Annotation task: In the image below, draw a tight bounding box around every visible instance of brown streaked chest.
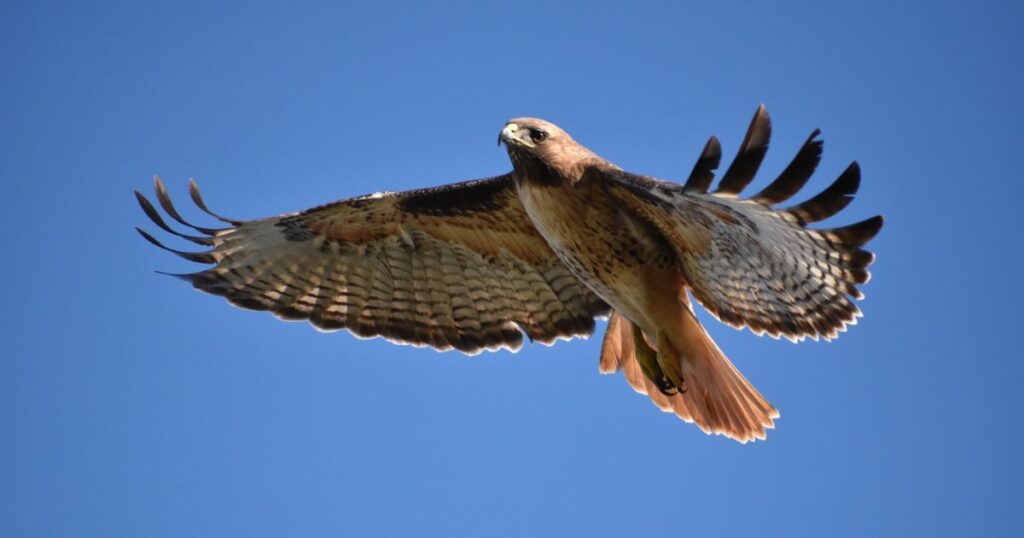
[515,175,674,292]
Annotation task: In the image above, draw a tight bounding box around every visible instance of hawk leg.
[656,329,687,394]
[631,324,684,396]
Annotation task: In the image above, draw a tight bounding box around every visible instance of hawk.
[136,106,882,443]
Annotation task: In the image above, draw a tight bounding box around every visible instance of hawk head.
[499,117,607,183]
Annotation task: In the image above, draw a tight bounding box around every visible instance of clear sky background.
[3,1,1022,536]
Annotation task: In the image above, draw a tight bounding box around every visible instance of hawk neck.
[510,154,565,187]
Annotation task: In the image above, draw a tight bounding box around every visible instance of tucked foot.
[656,329,687,394]
[632,325,684,396]
[654,377,680,396]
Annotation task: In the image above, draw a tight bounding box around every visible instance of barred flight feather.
[609,106,882,343]
[136,176,609,355]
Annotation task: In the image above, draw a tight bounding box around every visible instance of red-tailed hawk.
[136,106,882,443]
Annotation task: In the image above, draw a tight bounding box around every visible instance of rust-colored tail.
[600,310,779,443]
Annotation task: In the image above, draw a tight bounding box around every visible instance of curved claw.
[655,377,680,397]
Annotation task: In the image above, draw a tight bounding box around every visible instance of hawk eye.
[529,129,548,143]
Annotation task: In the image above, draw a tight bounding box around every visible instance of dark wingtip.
[683,135,722,193]
[750,128,824,205]
[154,270,200,283]
[135,190,213,245]
[188,178,240,225]
[817,215,883,254]
[152,175,225,235]
[136,227,216,264]
[714,105,772,196]
[831,215,884,247]
[844,248,876,268]
[785,161,861,224]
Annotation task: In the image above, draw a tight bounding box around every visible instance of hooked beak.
[499,122,523,147]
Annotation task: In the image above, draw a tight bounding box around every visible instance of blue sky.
[2,1,1022,536]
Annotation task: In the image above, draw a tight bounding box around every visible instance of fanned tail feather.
[600,310,778,443]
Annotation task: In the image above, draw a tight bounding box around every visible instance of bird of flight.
[136,106,882,443]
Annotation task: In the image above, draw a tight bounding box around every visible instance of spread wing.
[136,175,609,354]
[606,105,882,342]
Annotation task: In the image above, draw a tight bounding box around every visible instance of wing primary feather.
[683,136,722,193]
[154,270,200,283]
[784,161,860,224]
[749,129,823,205]
[135,227,216,264]
[714,104,772,196]
[153,176,225,235]
[188,178,242,225]
[843,248,876,267]
[820,215,884,248]
[134,191,214,245]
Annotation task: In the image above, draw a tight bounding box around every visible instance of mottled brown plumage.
[137,106,882,442]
